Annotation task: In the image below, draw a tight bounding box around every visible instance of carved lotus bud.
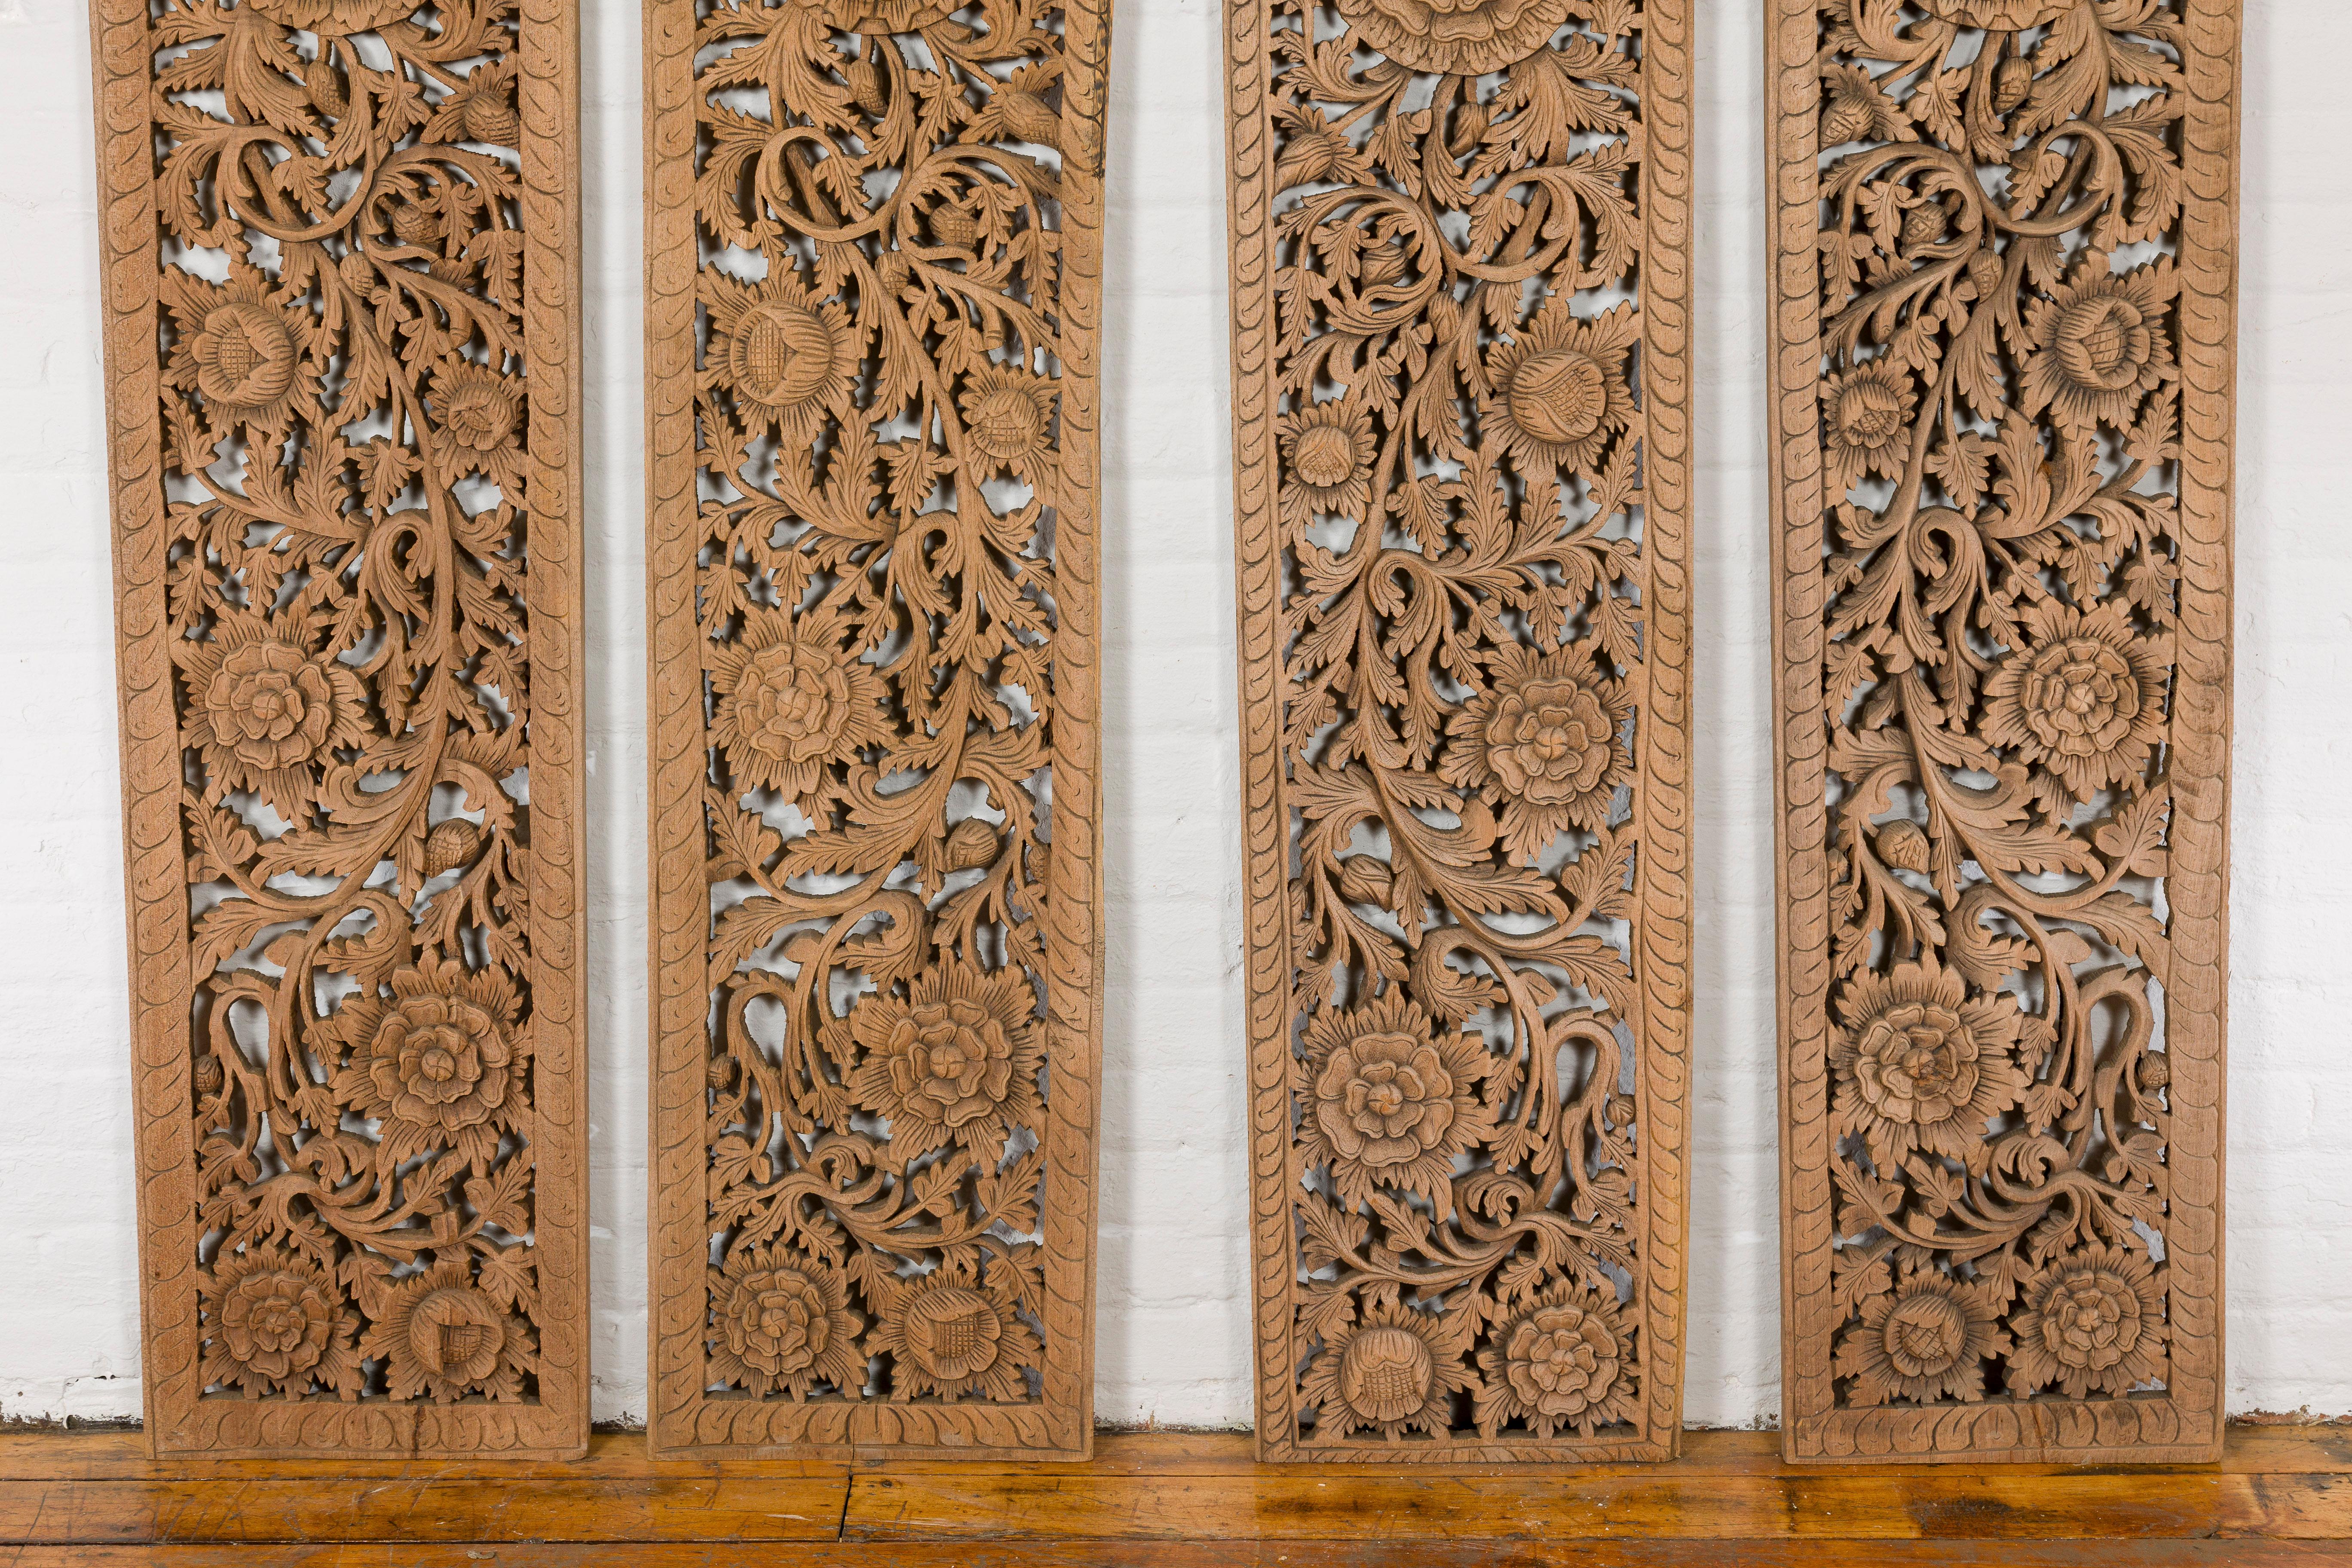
[462,81,521,148]
[2139,1054,2170,1090]
[928,202,980,251]
[390,200,442,247]
[1967,248,2007,300]
[997,89,1060,149]
[843,53,888,116]
[942,818,1001,872]
[1992,53,2035,113]
[1875,818,1930,875]
[1820,72,1881,148]
[1900,203,1948,254]
[1336,854,1393,908]
[426,819,484,876]
[194,1054,225,1096]
[1607,1094,1637,1130]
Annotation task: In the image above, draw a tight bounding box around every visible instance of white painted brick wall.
[0,0,2342,1431]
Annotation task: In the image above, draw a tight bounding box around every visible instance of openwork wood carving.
[87,0,588,1456]
[644,0,1109,1457]
[1224,0,1693,1461]
[1767,0,2237,1462]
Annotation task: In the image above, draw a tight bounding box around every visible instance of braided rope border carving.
[86,0,588,1458]
[1224,0,1693,1463]
[643,0,1110,1459]
[1767,0,2235,1464]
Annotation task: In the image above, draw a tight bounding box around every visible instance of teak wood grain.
[1,1429,2349,1558]
[1766,0,2240,1463]
[642,0,1112,1458]
[1221,0,1695,1465]
[85,0,589,1457]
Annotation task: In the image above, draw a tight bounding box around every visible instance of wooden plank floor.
[0,1427,2346,1565]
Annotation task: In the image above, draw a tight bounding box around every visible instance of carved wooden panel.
[1767,0,2237,1463]
[644,0,1109,1458]
[1224,0,1693,1461]
[87,0,588,1456]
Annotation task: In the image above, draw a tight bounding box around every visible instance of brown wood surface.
[1765,0,2240,1464]
[2,1429,2348,1557]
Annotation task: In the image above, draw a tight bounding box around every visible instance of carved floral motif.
[1240,0,1685,1454]
[1793,0,2198,1427]
[111,0,575,1438]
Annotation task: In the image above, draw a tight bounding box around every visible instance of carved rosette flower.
[1441,641,1631,863]
[1332,0,1575,77]
[1980,599,2172,804]
[1300,1300,1479,1441]
[327,960,529,1172]
[845,963,1042,1163]
[707,606,890,800]
[1821,362,1917,493]
[707,1243,867,1398]
[163,263,312,437]
[957,363,1057,478]
[246,0,419,33]
[1483,299,1637,477]
[2007,1243,2167,1399]
[364,1258,532,1403]
[1276,393,1377,526]
[178,606,369,819]
[199,1246,360,1398]
[1915,0,2070,29]
[1473,1283,1636,1438]
[1834,1268,2010,1406]
[426,358,527,489]
[2021,258,2177,438]
[1830,959,2024,1175]
[702,270,860,443]
[867,1274,1038,1402]
[1301,994,1493,1217]
[807,0,961,31]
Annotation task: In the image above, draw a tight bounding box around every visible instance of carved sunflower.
[2021,257,2177,438]
[1276,393,1376,525]
[179,605,370,820]
[1834,1266,2009,1406]
[163,262,312,438]
[867,1273,1038,1402]
[1979,599,2172,803]
[702,270,860,443]
[1332,0,1574,77]
[1301,994,1493,1218]
[1440,641,1631,864]
[2007,1243,2167,1399]
[844,962,1042,1163]
[1483,299,1637,477]
[707,1243,868,1398]
[426,358,527,488]
[957,363,1057,475]
[707,606,890,800]
[364,1258,531,1403]
[1473,1282,1636,1438]
[1820,361,1916,493]
[1299,1299,1479,1442]
[1830,958,2024,1175]
[199,1245,361,1398]
[326,959,528,1173]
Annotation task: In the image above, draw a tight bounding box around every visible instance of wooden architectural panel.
[1767,0,2238,1462]
[643,0,1109,1457]
[1224,0,1694,1460]
[87,0,588,1455]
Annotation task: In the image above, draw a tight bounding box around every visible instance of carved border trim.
[86,0,589,1458]
[642,0,1111,1460]
[1223,0,1694,1464]
[1765,0,2236,1464]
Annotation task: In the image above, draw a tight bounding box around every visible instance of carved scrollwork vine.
[89,0,588,1455]
[1225,0,1693,1460]
[644,0,1109,1457]
[1770,0,2238,1463]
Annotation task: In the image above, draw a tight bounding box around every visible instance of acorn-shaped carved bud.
[1360,241,1409,290]
[929,203,980,251]
[426,819,484,877]
[1900,203,1947,254]
[1607,1094,1638,1130]
[1336,854,1393,907]
[463,83,521,148]
[844,53,887,116]
[390,200,441,247]
[998,89,1060,149]
[338,251,377,296]
[2139,1053,2170,1091]
[707,1050,735,1089]
[1446,102,1489,157]
[1992,54,2035,115]
[1966,248,2007,300]
[943,818,1001,873]
[1820,79,1878,148]
[305,60,349,120]
[1875,818,1930,875]
[194,1054,225,1098]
